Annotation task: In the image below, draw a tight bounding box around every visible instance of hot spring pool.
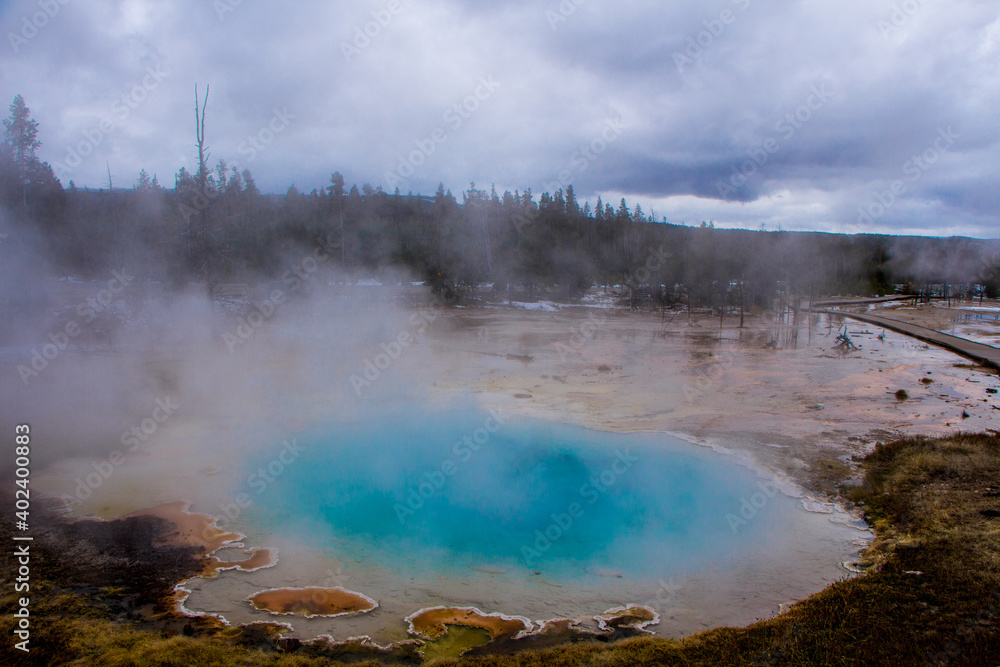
[218,403,868,639]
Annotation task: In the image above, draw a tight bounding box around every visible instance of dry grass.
[3,433,1000,666]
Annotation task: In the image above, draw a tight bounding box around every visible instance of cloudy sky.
[2,0,998,237]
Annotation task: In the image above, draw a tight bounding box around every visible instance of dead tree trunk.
[195,84,211,285]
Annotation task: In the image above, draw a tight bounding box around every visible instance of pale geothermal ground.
[14,285,1000,645]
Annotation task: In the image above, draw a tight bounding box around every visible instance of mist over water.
[0,262,877,638]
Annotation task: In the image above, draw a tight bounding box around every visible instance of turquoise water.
[248,404,801,584]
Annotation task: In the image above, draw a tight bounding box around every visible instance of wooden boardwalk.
[824,309,1000,372]
[811,295,919,308]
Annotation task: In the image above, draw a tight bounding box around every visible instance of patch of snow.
[952,305,1000,312]
[509,301,561,312]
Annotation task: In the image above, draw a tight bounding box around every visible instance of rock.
[778,602,797,614]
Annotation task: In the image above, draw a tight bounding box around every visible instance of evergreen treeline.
[3,95,998,307]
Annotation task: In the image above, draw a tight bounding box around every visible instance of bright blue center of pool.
[248,405,795,582]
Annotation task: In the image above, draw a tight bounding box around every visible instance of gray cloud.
[1,0,997,236]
